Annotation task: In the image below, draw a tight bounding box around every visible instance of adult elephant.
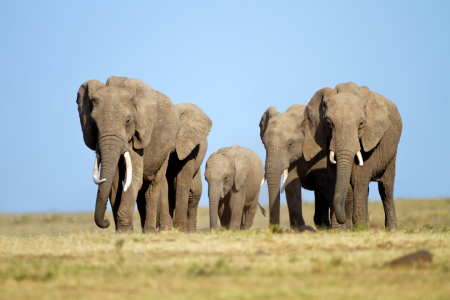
[302,82,402,230]
[159,103,211,232]
[260,105,330,230]
[76,76,211,233]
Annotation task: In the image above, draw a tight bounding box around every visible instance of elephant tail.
[258,203,266,217]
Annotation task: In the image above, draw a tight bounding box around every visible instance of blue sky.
[0,1,449,212]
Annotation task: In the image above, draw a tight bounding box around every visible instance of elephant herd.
[76,76,402,233]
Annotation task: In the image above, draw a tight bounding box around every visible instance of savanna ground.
[0,199,449,300]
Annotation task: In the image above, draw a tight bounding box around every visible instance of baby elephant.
[205,145,265,230]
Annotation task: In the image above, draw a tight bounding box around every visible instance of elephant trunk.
[94,136,124,228]
[209,184,222,229]
[266,171,282,226]
[265,148,287,226]
[333,149,354,224]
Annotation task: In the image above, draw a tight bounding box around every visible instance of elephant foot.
[314,224,328,231]
[331,223,343,230]
[290,223,305,231]
[173,225,188,233]
[385,223,397,231]
[142,227,158,234]
[313,217,330,231]
[116,227,133,234]
[352,221,369,231]
[330,220,352,231]
[159,225,173,232]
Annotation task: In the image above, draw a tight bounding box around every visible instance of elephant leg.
[173,152,196,232]
[116,151,144,233]
[159,176,173,231]
[143,154,169,234]
[378,156,397,230]
[229,187,246,230]
[285,167,305,230]
[352,170,371,229]
[218,193,231,228]
[109,162,125,230]
[136,181,150,230]
[313,188,331,230]
[344,184,354,229]
[330,209,338,229]
[167,171,176,224]
[242,190,260,230]
[188,169,202,232]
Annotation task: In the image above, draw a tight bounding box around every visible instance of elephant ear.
[121,78,158,149]
[259,106,279,140]
[175,103,212,160]
[76,80,105,150]
[302,87,335,161]
[231,145,251,191]
[358,89,390,152]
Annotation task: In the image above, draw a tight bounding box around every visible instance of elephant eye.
[126,117,131,125]
[326,119,333,128]
[224,176,228,180]
[287,142,293,148]
[359,120,365,128]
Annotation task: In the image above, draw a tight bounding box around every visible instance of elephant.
[158,103,210,232]
[302,82,402,230]
[76,76,211,233]
[259,105,331,230]
[205,145,265,230]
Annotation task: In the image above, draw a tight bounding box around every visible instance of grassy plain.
[0,199,449,300]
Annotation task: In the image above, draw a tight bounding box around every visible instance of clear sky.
[0,1,449,213]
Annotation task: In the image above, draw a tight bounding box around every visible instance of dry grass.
[0,199,449,300]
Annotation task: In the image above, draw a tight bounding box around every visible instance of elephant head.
[205,145,251,229]
[259,105,305,225]
[302,82,390,224]
[76,76,158,228]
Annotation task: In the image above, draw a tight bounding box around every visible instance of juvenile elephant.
[76,76,211,233]
[159,103,210,232]
[302,82,402,230]
[260,105,331,230]
[205,145,265,230]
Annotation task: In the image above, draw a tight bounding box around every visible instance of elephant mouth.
[329,150,363,166]
[93,151,133,191]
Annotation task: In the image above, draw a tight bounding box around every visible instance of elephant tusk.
[93,154,106,185]
[356,151,363,166]
[123,151,132,192]
[260,174,266,188]
[329,151,336,164]
[280,168,288,194]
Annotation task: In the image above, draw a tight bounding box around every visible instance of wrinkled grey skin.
[205,145,264,230]
[77,76,211,233]
[158,103,211,232]
[260,105,331,230]
[302,82,402,230]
